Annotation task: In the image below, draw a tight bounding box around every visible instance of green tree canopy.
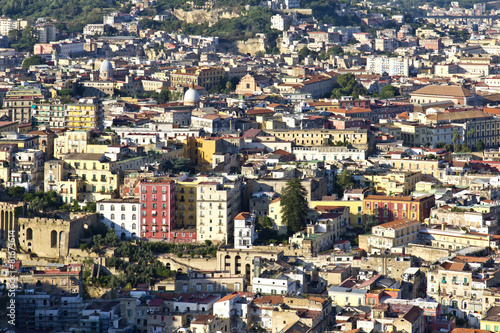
[335,169,356,197]
[331,73,367,100]
[280,178,308,234]
[22,55,46,68]
[378,85,399,99]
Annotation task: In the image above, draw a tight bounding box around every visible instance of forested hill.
[0,0,118,33]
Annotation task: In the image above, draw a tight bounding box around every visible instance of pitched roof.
[411,85,471,97]
[402,306,423,324]
[375,218,420,230]
[235,212,251,220]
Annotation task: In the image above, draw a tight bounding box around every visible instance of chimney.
[441,223,447,230]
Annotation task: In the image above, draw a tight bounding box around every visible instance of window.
[111,205,115,211]
[121,205,125,211]
[111,214,115,220]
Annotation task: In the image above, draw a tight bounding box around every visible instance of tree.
[152,87,171,103]
[335,169,356,197]
[477,140,485,152]
[378,85,398,99]
[331,73,367,100]
[452,129,461,151]
[164,157,192,173]
[7,186,25,199]
[280,178,308,234]
[22,55,46,68]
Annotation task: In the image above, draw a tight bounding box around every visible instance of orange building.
[362,195,435,223]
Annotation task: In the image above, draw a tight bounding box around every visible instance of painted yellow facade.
[310,200,363,227]
[184,137,222,171]
[176,180,199,229]
[65,104,103,131]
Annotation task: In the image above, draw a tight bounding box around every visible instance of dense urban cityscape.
[3,0,500,332]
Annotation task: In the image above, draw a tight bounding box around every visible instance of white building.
[366,55,410,76]
[252,274,299,295]
[37,24,56,43]
[97,198,140,239]
[292,146,367,162]
[213,293,251,332]
[234,212,257,249]
[374,38,394,53]
[197,177,242,244]
[271,14,288,31]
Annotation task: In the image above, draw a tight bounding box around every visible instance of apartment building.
[97,198,140,239]
[360,171,422,196]
[2,86,44,123]
[53,130,119,158]
[366,56,410,76]
[65,103,103,131]
[362,195,435,223]
[32,101,66,127]
[170,67,225,89]
[196,178,242,244]
[359,219,421,254]
[292,146,367,162]
[175,270,245,294]
[263,128,373,152]
[139,179,176,240]
[234,212,256,249]
[44,153,119,203]
[176,178,199,229]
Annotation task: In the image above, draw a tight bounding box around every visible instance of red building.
[171,228,197,243]
[140,179,176,240]
[420,38,442,51]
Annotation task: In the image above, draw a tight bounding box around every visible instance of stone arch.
[121,232,126,240]
[9,211,13,234]
[0,209,4,240]
[245,263,251,283]
[224,255,231,271]
[235,255,241,275]
[51,230,57,248]
[26,228,33,240]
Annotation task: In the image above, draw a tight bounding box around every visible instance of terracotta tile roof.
[411,85,471,97]
[375,218,420,230]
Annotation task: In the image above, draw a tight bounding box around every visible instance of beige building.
[17,214,99,258]
[410,85,474,106]
[190,315,230,333]
[175,270,245,294]
[359,219,421,254]
[263,128,373,152]
[235,74,263,95]
[170,67,225,89]
[360,171,422,196]
[44,153,119,203]
[196,178,242,244]
[53,130,119,158]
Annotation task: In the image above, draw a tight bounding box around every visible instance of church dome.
[184,84,200,104]
[100,59,113,71]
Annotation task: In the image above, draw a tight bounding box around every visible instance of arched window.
[100,204,104,211]
[132,223,136,230]
[26,228,33,240]
[111,214,115,220]
[121,223,125,229]
[51,230,57,248]
[111,205,115,211]
[121,205,125,211]
[132,214,136,220]
[121,214,125,220]
[132,205,137,211]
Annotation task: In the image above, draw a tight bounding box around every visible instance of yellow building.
[170,67,225,89]
[480,306,500,332]
[45,153,119,203]
[310,199,363,227]
[388,158,444,181]
[54,130,119,158]
[184,137,223,171]
[65,103,103,131]
[176,179,199,228]
[268,198,287,235]
[360,171,422,196]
